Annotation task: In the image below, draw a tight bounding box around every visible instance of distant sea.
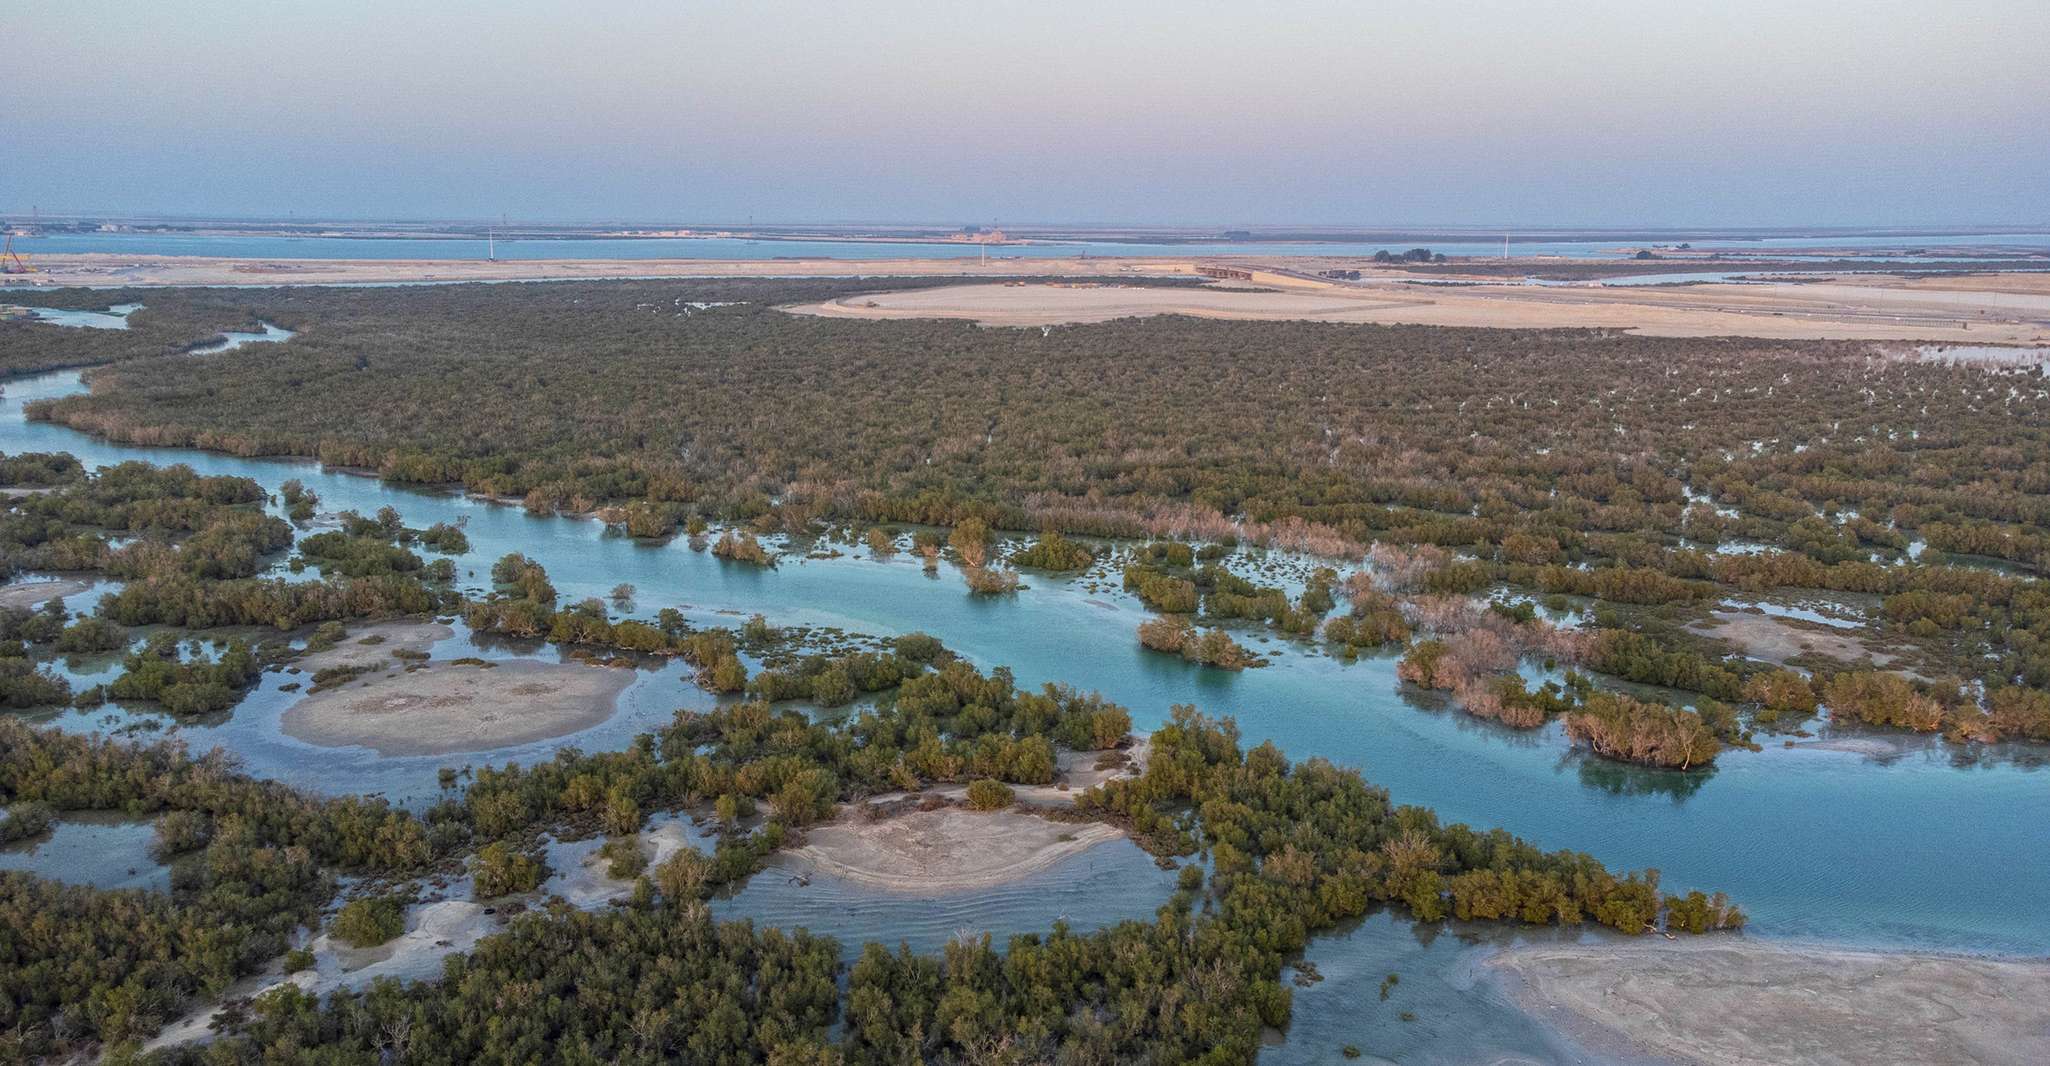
[16,231,2050,262]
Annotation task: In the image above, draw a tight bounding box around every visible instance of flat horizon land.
[16,249,2049,346]
[10,217,2047,345]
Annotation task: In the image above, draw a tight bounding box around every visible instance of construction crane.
[1,234,34,275]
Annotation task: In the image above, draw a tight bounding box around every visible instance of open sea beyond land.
[15,230,2050,264]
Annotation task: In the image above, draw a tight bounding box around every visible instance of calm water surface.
[17,231,2050,264]
[0,811,169,892]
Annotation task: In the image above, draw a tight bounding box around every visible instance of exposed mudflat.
[0,576,93,609]
[1492,937,2050,1066]
[788,806,1125,893]
[1689,609,1895,669]
[281,655,634,756]
[296,620,452,671]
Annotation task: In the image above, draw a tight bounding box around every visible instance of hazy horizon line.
[9,211,2049,237]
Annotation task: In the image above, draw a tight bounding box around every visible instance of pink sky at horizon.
[7,0,2047,227]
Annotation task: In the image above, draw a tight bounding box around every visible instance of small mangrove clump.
[1137,615,1260,669]
[963,566,1021,596]
[1011,530,1094,572]
[965,779,1015,811]
[949,518,993,568]
[1562,692,1722,769]
[329,895,407,948]
[472,841,547,899]
[711,530,775,566]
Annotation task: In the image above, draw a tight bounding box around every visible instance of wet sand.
[281,656,634,756]
[788,806,1125,892]
[0,576,94,609]
[295,620,452,670]
[1493,937,2050,1066]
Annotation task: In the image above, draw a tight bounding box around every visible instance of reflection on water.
[189,321,296,353]
[0,812,168,892]
[13,302,143,329]
[1567,750,1713,803]
[14,230,2050,265]
[732,838,1179,961]
[535,812,1179,963]
[28,622,719,808]
[1268,914,1631,1066]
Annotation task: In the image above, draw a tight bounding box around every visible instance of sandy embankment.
[279,621,633,756]
[0,576,95,609]
[1493,938,2050,1066]
[785,739,1147,892]
[790,808,1124,893]
[786,275,2050,344]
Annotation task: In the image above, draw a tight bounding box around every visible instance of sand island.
[279,622,634,756]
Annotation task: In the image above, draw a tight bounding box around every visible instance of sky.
[7,0,2048,228]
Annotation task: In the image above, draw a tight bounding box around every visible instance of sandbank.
[788,806,1125,893]
[296,619,452,670]
[281,656,633,756]
[1492,937,2050,1066]
[0,576,94,609]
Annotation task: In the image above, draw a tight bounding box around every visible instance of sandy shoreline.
[281,650,634,756]
[296,620,453,669]
[1492,937,2050,1066]
[784,739,1147,893]
[0,576,95,609]
[787,805,1126,893]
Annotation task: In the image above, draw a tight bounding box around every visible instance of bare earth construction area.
[1492,938,2050,1066]
[787,273,2050,344]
